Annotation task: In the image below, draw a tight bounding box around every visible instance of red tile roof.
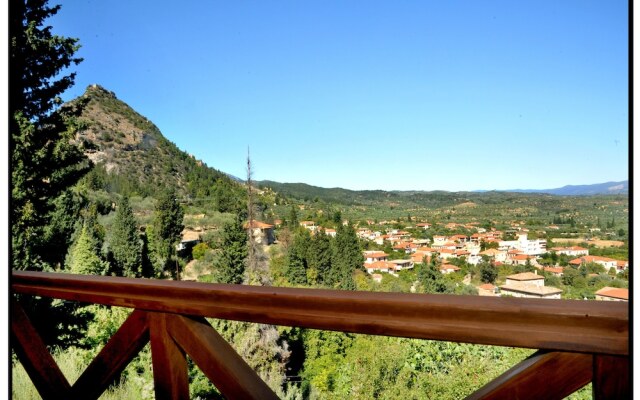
[366,261,396,271]
[569,256,619,265]
[506,272,543,281]
[364,251,389,258]
[244,220,274,229]
[595,287,629,300]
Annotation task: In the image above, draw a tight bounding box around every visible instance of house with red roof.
[390,259,414,271]
[480,248,508,263]
[439,263,461,274]
[438,248,456,260]
[568,256,624,272]
[365,261,397,275]
[363,251,389,264]
[243,220,275,245]
[542,266,564,277]
[595,287,628,302]
[477,283,498,297]
[499,271,562,299]
[550,246,589,257]
[300,221,317,232]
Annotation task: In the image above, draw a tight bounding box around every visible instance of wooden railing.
[11,271,629,399]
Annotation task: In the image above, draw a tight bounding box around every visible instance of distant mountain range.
[496,181,628,196]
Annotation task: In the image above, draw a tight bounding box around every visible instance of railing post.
[592,355,629,399]
[149,313,189,400]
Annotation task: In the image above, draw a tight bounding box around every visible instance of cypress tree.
[308,229,332,286]
[215,214,248,284]
[288,205,299,228]
[286,232,309,285]
[149,188,184,277]
[331,224,363,290]
[108,196,142,277]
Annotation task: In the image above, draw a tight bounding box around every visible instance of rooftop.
[506,272,544,281]
[595,287,629,300]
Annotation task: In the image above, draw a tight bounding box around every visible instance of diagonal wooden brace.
[70,309,150,399]
[11,299,71,400]
[167,314,279,400]
[466,350,593,400]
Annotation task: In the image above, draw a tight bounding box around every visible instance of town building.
[244,220,275,245]
[363,251,389,264]
[499,271,562,299]
[499,233,547,255]
[550,246,589,257]
[568,256,627,273]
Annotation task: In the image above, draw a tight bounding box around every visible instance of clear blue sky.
[50,0,629,191]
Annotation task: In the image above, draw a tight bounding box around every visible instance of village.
[222,217,629,302]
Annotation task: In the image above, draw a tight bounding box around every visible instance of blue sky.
[50,0,629,191]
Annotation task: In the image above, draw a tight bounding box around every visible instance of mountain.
[69,84,245,210]
[256,179,629,216]
[505,181,628,196]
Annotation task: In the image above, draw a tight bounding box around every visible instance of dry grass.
[553,238,625,247]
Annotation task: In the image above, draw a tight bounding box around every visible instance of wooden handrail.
[11,271,630,399]
[11,271,628,356]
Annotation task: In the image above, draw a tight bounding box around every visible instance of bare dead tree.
[245,148,271,285]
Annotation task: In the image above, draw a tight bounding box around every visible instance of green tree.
[192,242,209,260]
[215,214,248,284]
[480,262,498,284]
[41,189,86,269]
[286,236,308,285]
[10,0,90,271]
[309,229,333,286]
[108,196,142,277]
[417,261,450,294]
[149,188,184,277]
[330,224,363,290]
[332,210,342,224]
[288,205,299,228]
[65,211,108,275]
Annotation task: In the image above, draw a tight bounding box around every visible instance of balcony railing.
[11,271,629,399]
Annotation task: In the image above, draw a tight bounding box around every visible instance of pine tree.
[215,214,248,284]
[10,0,90,271]
[108,196,142,277]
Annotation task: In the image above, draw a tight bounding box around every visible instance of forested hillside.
[70,84,245,211]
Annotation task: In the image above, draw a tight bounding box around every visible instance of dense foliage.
[10,0,90,271]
